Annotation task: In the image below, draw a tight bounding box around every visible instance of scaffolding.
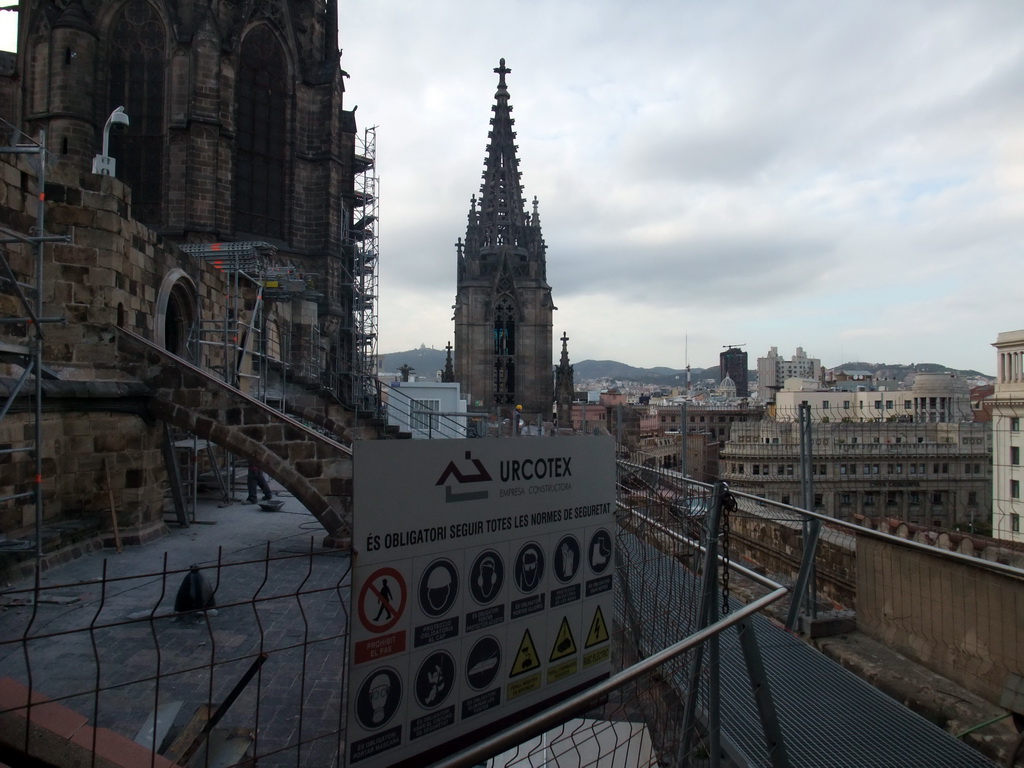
[0,124,71,558]
[179,241,275,399]
[347,126,379,412]
[173,241,322,517]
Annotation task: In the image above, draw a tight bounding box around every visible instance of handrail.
[433,586,789,768]
[616,459,1024,582]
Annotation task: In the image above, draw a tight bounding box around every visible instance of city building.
[722,372,991,528]
[719,346,749,398]
[991,330,1024,541]
[385,381,468,439]
[773,372,973,423]
[453,60,554,423]
[755,346,821,402]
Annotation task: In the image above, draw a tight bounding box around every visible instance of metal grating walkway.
[617,532,997,767]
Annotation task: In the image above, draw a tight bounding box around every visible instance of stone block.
[94,431,129,453]
[799,610,857,639]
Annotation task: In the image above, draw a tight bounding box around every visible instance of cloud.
[347,0,1024,374]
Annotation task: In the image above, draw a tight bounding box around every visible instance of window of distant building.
[814,494,823,508]
[1013,446,1020,466]
[931,492,942,505]
[1013,418,1021,432]
[885,400,894,409]
[1013,480,1020,499]
[968,491,977,505]
[235,25,288,239]
[1013,513,1021,533]
[108,1,166,226]
[410,399,440,432]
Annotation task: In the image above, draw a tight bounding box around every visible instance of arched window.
[234,26,287,239]
[156,270,198,362]
[108,1,166,225]
[493,298,516,405]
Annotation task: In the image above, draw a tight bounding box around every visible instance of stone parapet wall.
[0,155,229,380]
[858,536,1024,707]
[0,408,164,541]
[727,509,857,609]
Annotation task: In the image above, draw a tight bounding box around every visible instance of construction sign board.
[347,436,615,768]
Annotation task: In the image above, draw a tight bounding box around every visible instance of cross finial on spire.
[494,58,511,89]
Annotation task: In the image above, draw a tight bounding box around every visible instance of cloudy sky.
[338,0,1023,375]
[4,3,1022,374]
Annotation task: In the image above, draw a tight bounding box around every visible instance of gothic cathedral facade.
[10,0,368,407]
[453,60,554,421]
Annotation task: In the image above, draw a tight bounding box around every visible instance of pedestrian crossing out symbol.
[357,567,407,634]
[509,628,541,677]
[549,617,577,662]
[585,605,609,648]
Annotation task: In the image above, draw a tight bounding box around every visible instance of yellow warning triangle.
[510,628,541,677]
[549,617,578,662]
[585,605,609,648]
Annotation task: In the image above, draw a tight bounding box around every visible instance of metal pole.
[679,481,726,764]
[680,401,688,477]
[788,403,820,629]
[33,131,45,559]
[799,403,813,511]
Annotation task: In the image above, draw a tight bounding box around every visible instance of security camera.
[108,106,130,128]
[92,106,130,177]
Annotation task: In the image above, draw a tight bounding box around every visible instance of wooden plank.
[162,704,213,765]
[104,457,123,553]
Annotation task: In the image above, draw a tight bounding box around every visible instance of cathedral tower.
[453,59,554,420]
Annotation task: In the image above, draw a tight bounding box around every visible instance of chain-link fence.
[2,458,1015,767]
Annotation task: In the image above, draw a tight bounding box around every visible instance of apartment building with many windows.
[755,346,822,402]
[991,330,1024,541]
[722,373,990,529]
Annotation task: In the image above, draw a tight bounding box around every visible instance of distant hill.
[378,350,990,386]
[379,347,448,378]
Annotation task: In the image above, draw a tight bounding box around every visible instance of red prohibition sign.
[358,567,407,633]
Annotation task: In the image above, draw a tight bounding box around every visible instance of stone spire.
[453,59,553,418]
[469,58,543,260]
[442,341,455,383]
[555,331,575,428]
